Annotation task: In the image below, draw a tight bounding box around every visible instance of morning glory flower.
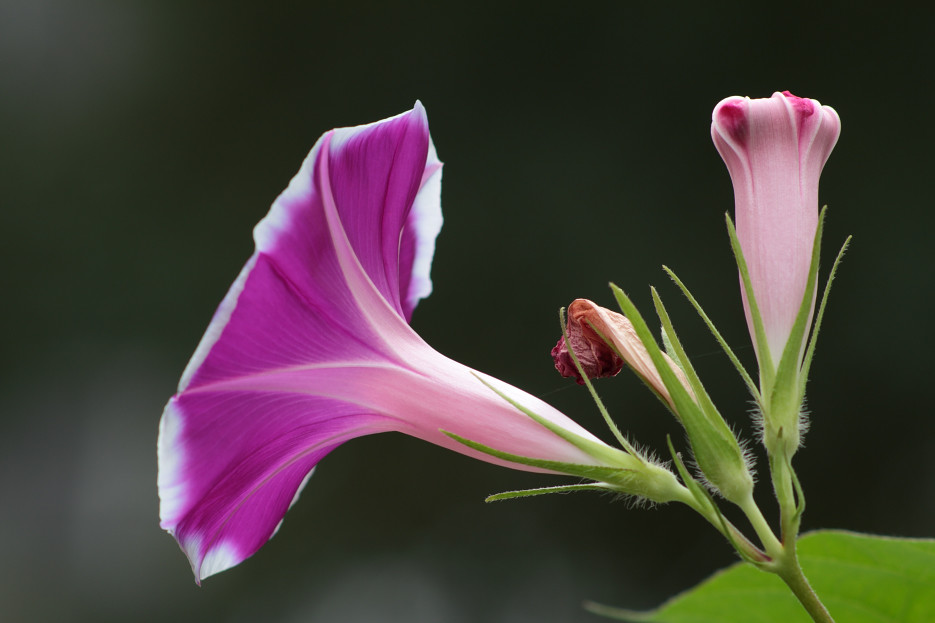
[157,103,630,583]
[711,92,840,370]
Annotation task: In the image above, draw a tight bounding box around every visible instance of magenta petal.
[159,392,392,581]
[327,102,442,322]
[159,104,613,582]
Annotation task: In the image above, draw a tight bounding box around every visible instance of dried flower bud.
[552,307,624,384]
[554,299,691,408]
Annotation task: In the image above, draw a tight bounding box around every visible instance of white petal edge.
[178,253,259,392]
[192,537,242,582]
[157,399,187,527]
[267,466,317,544]
[405,136,443,315]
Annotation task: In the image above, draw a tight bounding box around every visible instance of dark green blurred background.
[2,2,932,621]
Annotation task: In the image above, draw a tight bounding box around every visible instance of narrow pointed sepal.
[766,207,827,455]
[444,431,688,504]
[485,483,616,503]
[611,285,753,504]
[651,288,755,503]
[662,265,761,403]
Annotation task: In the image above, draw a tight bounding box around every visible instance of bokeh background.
[2,2,932,622]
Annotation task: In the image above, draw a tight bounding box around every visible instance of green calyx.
[733,207,851,458]
[763,209,827,453]
[443,430,689,504]
[611,284,754,504]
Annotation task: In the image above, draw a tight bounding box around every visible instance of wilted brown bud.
[551,303,624,384]
[552,299,692,407]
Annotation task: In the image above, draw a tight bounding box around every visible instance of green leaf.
[585,531,935,622]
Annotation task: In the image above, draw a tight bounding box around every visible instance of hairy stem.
[776,548,835,623]
[767,440,832,621]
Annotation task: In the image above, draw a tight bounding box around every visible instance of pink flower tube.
[157,103,617,582]
[711,91,840,369]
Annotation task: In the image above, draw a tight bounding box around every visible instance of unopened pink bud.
[712,91,841,368]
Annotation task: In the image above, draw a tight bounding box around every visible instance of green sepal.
[485,483,614,502]
[471,372,635,469]
[558,307,642,459]
[444,431,689,503]
[666,435,713,512]
[652,288,754,503]
[587,321,683,418]
[659,322,684,371]
[662,265,761,403]
[726,213,775,387]
[609,284,699,424]
[652,288,744,448]
[767,207,827,454]
[611,283,752,503]
[442,430,638,484]
[799,235,851,392]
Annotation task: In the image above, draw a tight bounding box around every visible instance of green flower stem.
[766,449,832,621]
[775,547,835,623]
[736,494,783,560]
[677,489,770,564]
[769,449,799,541]
[681,472,833,621]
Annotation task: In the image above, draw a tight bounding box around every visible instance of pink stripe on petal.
[326,102,435,320]
[317,132,427,360]
[183,254,393,391]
